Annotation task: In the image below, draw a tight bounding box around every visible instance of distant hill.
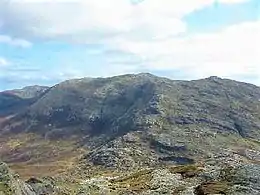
[3,85,49,99]
[0,85,49,117]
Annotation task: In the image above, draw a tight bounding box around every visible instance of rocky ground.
[2,153,260,195]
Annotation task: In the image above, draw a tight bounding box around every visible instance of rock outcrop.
[0,162,35,195]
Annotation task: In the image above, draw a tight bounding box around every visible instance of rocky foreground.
[1,157,260,195]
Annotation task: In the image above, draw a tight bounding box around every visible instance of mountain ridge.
[1,73,260,194]
[2,73,260,143]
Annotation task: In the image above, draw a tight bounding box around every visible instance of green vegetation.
[0,183,13,195]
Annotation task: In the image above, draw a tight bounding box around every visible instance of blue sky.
[0,0,259,90]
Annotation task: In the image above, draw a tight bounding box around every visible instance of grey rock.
[0,162,36,195]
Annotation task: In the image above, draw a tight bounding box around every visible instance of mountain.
[3,85,49,99]
[1,73,260,194]
[0,86,49,117]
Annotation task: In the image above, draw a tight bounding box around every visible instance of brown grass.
[0,133,86,179]
[194,181,230,195]
[169,164,203,178]
[110,169,154,192]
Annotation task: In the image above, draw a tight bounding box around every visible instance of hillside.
[1,73,260,194]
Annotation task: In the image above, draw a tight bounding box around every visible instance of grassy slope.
[0,133,86,179]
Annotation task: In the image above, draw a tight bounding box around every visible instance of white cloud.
[2,0,242,41]
[1,0,251,42]
[0,35,32,47]
[108,20,260,78]
[1,0,185,41]
[0,57,9,67]
[218,0,250,4]
[0,0,259,85]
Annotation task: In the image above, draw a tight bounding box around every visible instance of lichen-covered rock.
[0,162,36,195]
[228,164,260,195]
[85,132,158,170]
[145,169,185,194]
[26,177,55,195]
[87,147,136,169]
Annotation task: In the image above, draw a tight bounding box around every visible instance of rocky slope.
[1,73,260,194]
[0,162,35,195]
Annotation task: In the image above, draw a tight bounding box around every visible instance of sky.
[0,0,259,90]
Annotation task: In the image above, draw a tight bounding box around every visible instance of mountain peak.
[207,75,222,80]
[136,72,156,77]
